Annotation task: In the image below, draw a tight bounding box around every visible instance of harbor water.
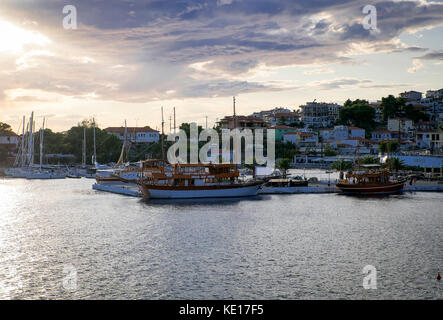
[0,176,442,299]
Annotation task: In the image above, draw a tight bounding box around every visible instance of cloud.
[0,0,442,103]
[408,59,424,73]
[415,51,443,61]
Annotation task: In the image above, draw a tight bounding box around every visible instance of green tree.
[362,156,378,164]
[277,158,291,178]
[0,122,13,133]
[179,123,203,137]
[324,144,337,156]
[277,117,286,125]
[339,99,375,134]
[378,141,399,154]
[387,157,404,172]
[403,104,429,123]
[381,95,405,121]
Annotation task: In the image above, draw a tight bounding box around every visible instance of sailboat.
[25,117,66,179]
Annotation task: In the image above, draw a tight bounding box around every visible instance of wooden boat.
[336,165,406,195]
[138,160,263,199]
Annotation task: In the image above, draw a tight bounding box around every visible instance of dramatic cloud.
[0,0,442,105]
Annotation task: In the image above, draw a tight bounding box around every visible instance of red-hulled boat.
[336,164,406,195]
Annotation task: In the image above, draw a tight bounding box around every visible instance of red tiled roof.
[348,126,364,130]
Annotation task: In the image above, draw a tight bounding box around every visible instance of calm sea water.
[0,174,442,300]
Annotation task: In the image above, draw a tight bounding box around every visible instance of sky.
[0,0,442,132]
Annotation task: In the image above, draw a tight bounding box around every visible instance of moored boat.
[138,160,263,199]
[336,165,406,195]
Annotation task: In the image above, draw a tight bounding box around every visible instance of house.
[264,112,300,126]
[218,116,268,130]
[283,131,318,149]
[300,102,332,128]
[371,130,392,142]
[250,107,292,118]
[387,118,414,133]
[399,90,423,101]
[415,121,433,131]
[321,125,365,141]
[416,131,443,151]
[425,89,443,100]
[0,131,20,146]
[371,130,408,142]
[268,125,299,141]
[105,126,159,143]
[369,102,383,123]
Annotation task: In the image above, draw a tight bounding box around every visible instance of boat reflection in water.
[137,160,264,200]
[336,164,406,195]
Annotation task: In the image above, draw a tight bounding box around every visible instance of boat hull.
[336,180,405,195]
[139,183,262,199]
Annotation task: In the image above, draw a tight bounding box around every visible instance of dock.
[92,183,141,197]
[91,180,443,198]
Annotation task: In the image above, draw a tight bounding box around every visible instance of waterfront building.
[105,126,159,143]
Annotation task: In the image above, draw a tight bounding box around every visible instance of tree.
[179,123,203,137]
[324,144,337,156]
[277,117,286,125]
[362,156,378,164]
[0,122,13,133]
[277,158,291,178]
[381,95,405,122]
[378,141,399,154]
[403,104,429,123]
[275,141,297,159]
[331,159,353,171]
[387,157,404,172]
[339,99,375,134]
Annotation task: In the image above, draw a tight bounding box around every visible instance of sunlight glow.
[0,19,50,54]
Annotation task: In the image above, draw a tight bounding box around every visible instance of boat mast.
[82,126,86,168]
[93,118,97,167]
[39,117,45,169]
[161,107,165,161]
[21,116,25,167]
[233,96,237,129]
[28,112,34,167]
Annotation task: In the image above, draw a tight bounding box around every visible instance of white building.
[264,112,300,126]
[321,125,365,141]
[387,118,414,134]
[283,131,318,148]
[0,131,19,146]
[105,126,159,143]
[416,131,443,151]
[399,90,423,101]
[300,101,343,128]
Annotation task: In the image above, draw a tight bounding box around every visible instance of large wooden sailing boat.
[138,160,263,199]
[336,164,406,195]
